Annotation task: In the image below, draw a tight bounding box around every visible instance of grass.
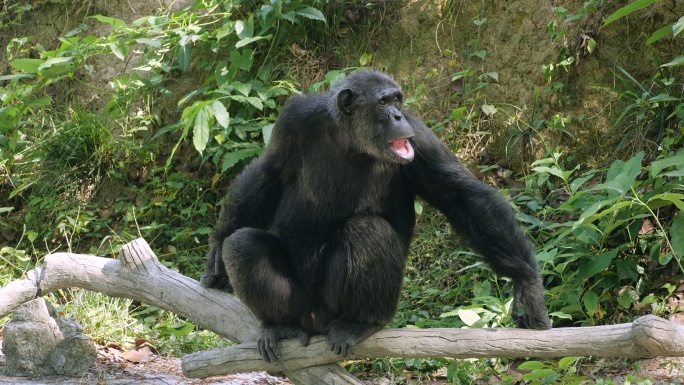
[52,289,231,355]
[54,290,137,345]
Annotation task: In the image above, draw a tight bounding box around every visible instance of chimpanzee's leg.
[320,214,410,357]
[222,227,312,362]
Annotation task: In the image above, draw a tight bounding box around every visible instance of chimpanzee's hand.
[512,277,551,330]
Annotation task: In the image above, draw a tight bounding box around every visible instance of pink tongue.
[389,139,415,160]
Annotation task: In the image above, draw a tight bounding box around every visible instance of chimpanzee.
[200,70,551,362]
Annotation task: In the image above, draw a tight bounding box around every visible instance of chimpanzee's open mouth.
[389,138,415,161]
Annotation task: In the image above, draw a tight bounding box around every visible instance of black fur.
[201,70,551,362]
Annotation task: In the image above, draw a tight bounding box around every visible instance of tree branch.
[180,315,684,377]
[0,238,361,385]
[4,239,684,382]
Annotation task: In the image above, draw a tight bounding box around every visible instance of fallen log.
[181,314,684,377]
[0,238,360,384]
[3,239,684,383]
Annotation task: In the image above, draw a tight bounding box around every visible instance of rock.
[50,317,97,376]
[1,298,96,377]
[2,298,63,376]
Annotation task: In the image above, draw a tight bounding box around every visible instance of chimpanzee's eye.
[379,100,386,106]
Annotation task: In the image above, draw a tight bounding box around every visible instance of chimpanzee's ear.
[337,89,355,116]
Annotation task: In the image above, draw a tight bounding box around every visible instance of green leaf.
[9,58,44,73]
[38,63,73,78]
[569,173,594,194]
[0,74,36,81]
[230,48,254,71]
[574,225,601,246]
[231,81,252,97]
[675,16,684,37]
[616,259,639,282]
[359,53,373,67]
[37,57,73,71]
[661,56,684,67]
[295,7,326,22]
[564,302,589,317]
[532,166,564,180]
[536,248,558,263]
[617,289,636,308]
[221,147,263,172]
[603,0,664,26]
[481,104,497,116]
[659,253,673,265]
[588,200,637,222]
[587,37,597,53]
[109,41,126,60]
[91,14,127,29]
[531,157,556,166]
[281,11,297,24]
[457,308,480,326]
[663,170,684,177]
[594,152,644,195]
[262,123,274,146]
[618,151,644,182]
[178,45,191,72]
[648,193,684,210]
[164,320,194,337]
[583,291,599,316]
[181,100,207,126]
[235,35,269,48]
[24,96,52,110]
[558,357,579,369]
[0,107,21,128]
[473,17,487,26]
[575,249,618,283]
[178,88,208,108]
[195,227,214,235]
[235,20,246,37]
[483,72,499,82]
[212,100,230,128]
[235,16,254,39]
[574,197,619,228]
[559,56,574,66]
[649,93,680,102]
[136,38,162,48]
[521,368,557,380]
[549,311,572,320]
[650,153,684,176]
[517,361,546,370]
[471,50,487,60]
[216,24,234,41]
[230,95,263,110]
[671,212,684,258]
[414,201,423,215]
[193,108,210,154]
[646,24,673,45]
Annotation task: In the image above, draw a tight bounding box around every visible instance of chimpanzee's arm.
[404,116,551,329]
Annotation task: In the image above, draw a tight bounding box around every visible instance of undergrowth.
[1,0,683,383]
